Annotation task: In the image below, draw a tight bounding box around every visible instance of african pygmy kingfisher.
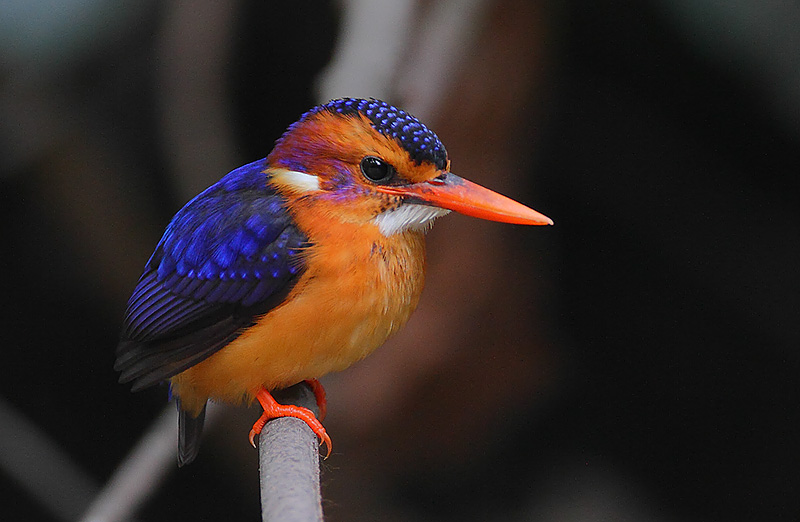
[115,98,552,465]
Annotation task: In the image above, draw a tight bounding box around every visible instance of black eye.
[360,156,394,183]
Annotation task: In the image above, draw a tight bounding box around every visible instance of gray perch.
[258,382,325,522]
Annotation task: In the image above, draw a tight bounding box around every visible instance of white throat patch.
[373,203,451,236]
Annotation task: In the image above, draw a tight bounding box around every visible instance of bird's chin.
[372,203,451,236]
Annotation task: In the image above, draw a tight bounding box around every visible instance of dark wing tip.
[177,400,207,466]
[115,315,247,391]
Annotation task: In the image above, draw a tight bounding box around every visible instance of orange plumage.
[170,222,426,414]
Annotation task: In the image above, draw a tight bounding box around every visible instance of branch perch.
[258,383,325,522]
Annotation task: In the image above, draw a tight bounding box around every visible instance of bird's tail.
[177,400,207,466]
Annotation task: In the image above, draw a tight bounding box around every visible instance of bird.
[115,97,552,466]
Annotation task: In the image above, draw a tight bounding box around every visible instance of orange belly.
[170,225,426,414]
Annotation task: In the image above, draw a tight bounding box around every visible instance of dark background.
[1,1,797,521]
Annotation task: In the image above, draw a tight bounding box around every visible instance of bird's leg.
[304,378,327,420]
[249,387,332,458]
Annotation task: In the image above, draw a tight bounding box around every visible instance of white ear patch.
[373,203,451,236]
[271,169,320,193]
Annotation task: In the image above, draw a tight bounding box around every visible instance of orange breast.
[170,222,426,414]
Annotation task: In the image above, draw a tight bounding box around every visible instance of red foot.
[248,387,332,458]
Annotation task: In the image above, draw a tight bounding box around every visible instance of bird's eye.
[360,156,394,184]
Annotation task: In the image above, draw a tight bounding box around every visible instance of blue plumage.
[305,98,449,170]
[151,159,303,303]
[116,158,307,390]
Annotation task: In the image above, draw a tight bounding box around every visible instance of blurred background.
[2,1,798,521]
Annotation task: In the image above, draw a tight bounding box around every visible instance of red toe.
[249,387,332,457]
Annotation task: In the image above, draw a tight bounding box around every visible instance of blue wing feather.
[115,159,308,389]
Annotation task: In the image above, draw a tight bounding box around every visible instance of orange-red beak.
[377,172,553,226]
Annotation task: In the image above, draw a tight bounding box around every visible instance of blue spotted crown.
[310,98,448,170]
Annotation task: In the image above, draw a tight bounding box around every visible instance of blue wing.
[115,159,308,390]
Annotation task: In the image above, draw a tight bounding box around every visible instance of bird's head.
[266,98,552,236]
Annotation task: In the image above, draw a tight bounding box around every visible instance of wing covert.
[115,159,307,389]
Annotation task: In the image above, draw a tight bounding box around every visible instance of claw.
[304,379,327,421]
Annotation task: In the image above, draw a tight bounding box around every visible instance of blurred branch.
[258,383,324,522]
[79,403,221,522]
[82,384,324,522]
[316,0,491,121]
[0,395,98,522]
[396,0,490,119]
[315,0,415,102]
